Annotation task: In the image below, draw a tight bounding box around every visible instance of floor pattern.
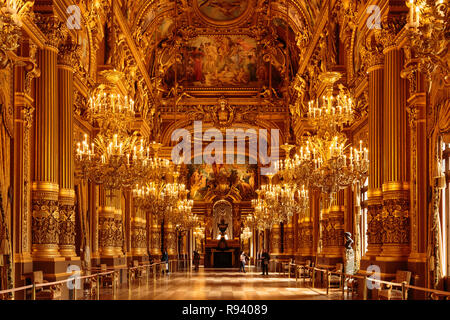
[99,267,352,300]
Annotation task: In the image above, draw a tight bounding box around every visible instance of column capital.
[34,14,67,49]
[361,34,384,72]
[58,37,80,68]
[375,16,407,54]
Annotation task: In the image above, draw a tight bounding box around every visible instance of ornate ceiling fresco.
[64,0,374,148]
[120,0,326,145]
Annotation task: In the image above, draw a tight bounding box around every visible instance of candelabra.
[405,0,449,80]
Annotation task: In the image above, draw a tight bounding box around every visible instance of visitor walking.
[193,251,200,271]
[261,250,270,275]
[161,249,169,274]
[240,251,248,273]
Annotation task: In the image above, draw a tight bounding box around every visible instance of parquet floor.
[98,267,354,300]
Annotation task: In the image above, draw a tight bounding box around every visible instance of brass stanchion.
[128,269,131,291]
[32,284,36,300]
[402,282,407,300]
[326,271,329,295]
[73,279,77,300]
[113,273,117,298]
[363,276,368,300]
[96,276,100,300]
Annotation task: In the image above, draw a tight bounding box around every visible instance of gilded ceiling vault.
[0,0,448,301]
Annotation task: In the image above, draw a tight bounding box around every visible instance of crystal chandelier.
[292,72,369,201]
[86,84,136,133]
[193,226,205,239]
[307,72,354,132]
[75,81,171,190]
[76,133,170,190]
[251,196,273,230]
[404,0,449,80]
[241,227,252,240]
[306,131,369,202]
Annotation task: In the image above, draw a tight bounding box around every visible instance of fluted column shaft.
[366,63,384,257]
[31,44,60,259]
[57,48,76,257]
[381,45,410,258]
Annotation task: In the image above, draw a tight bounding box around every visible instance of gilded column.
[270,224,281,256]
[31,16,64,259]
[164,221,176,257]
[113,190,124,256]
[321,191,345,261]
[402,50,427,266]
[378,23,411,259]
[362,34,385,259]
[131,207,147,258]
[57,38,78,257]
[98,187,116,257]
[150,214,161,258]
[284,217,294,256]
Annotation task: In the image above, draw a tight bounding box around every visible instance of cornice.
[20,16,46,49]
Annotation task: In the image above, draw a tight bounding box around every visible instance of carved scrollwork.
[31,199,60,245]
[131,225,147,249]
[99,216,116,248]
[59,205,76,246]
[381,198,410,245]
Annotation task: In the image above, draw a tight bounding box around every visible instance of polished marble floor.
[98,267,352,300]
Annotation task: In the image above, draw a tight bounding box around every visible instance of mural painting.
[196,0,249,21]
[182,35,259,87]
[187,162,257,201]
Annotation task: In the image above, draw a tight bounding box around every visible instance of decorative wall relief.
[98,216,116,248]
[59,205,76,246]
[31,200,60,245]
[381,199,410,245]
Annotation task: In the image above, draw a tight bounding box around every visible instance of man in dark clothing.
[261,250,270,275]
[193,251,200,271]
[161,249,169,274]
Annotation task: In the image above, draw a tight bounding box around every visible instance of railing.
[0,259,191,301]
[283,263,450,300]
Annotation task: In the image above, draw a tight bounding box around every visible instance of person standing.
[240,251,247,273]
[261,250,270,276]
[161,249,169,274]
[193,251,200,271]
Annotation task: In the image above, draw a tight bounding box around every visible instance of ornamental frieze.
[59,205,76,246]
